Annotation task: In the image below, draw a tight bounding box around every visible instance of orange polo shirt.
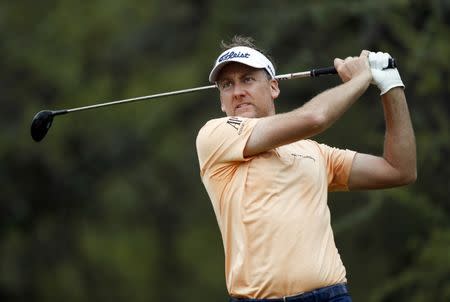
[196,116,356,299]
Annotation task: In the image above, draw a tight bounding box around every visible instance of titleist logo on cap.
[218,51,250,62]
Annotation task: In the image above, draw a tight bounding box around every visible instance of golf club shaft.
[55,59,396,115]
[60,67,333,114]
[66,84,216,114]
[275,67,337,80]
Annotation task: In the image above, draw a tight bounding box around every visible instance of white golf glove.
[369,52,405,95]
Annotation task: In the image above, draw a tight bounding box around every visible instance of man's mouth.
[236,103,252,110]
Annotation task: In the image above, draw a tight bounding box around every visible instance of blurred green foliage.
[0,1,449,301]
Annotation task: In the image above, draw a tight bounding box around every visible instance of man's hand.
[369,51,405,95]
[334,50,372,84]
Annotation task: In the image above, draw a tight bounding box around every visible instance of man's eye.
[220,81,232,89]
[244,76,254,83]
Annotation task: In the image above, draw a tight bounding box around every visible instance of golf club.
[31,59,396,142]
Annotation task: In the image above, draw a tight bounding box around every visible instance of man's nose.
[232,82,245,97]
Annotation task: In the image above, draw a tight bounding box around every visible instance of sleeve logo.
[226,117,243,131]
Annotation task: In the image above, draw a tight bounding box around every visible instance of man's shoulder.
[197,117,227,144]
[196,117,228,150]
[197,116,252,137]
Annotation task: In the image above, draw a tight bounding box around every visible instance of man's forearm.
[244,54,371,157]
[381,88,417,182]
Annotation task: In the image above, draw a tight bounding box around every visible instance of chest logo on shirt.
[291,153,316,162]
[227,117,243,131]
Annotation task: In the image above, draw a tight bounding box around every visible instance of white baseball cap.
[209,46,276,83]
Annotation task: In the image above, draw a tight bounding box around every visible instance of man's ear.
[270,79,280,99]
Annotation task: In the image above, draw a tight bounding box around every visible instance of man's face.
[216,63,280,118]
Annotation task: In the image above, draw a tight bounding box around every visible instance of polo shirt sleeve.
[318,143,357,192]
[196,116,258,176]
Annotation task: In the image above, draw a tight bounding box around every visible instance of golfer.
[196,36,416,302]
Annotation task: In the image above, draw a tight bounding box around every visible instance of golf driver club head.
[30,110,55,142]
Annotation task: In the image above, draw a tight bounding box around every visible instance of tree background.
[1,1,448,301]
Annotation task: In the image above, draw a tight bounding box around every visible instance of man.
[195,36,416,302]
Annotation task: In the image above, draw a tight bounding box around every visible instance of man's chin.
[233,109,259,118]
[235,112,258,118]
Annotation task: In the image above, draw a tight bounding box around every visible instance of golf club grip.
[310,67,337,77]
[311,58,397,77]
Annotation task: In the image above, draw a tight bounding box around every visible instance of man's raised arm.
[349,53,416,190]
